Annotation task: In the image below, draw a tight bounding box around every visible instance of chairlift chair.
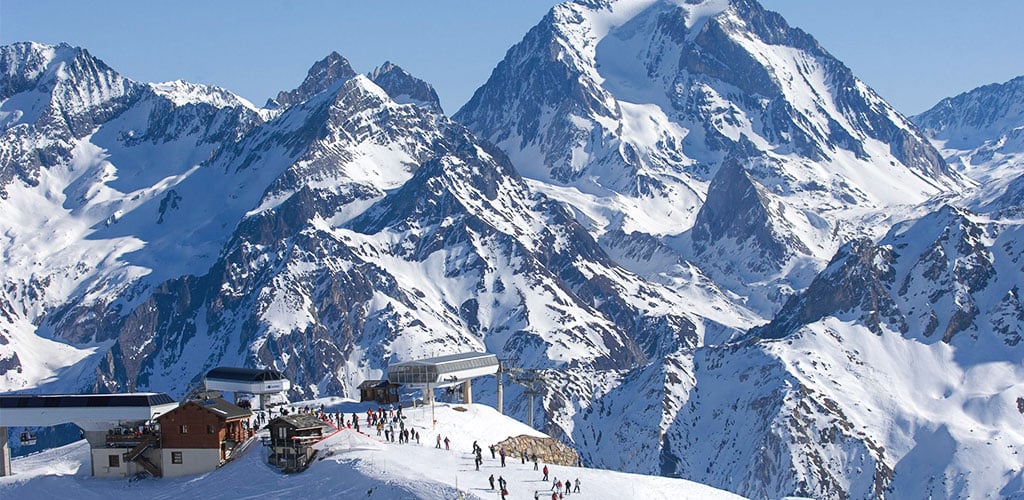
[20,430,37,446]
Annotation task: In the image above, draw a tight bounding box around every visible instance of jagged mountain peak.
[1,41,87,97]
[271,51,357,108]
[456,0,957,317]
[757,201,1022,351]
[0,41,137,113]
[914,75,1024,150]
[368,61,443,113]
[149,79,259,111]
[912,74,1024,207]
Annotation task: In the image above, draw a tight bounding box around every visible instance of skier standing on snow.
[489,474,495,490]
[574,478,580,493]
[542,464,549,481]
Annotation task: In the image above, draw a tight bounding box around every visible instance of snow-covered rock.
[456,0,962,316]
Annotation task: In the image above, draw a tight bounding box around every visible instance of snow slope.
[0,402,746,500]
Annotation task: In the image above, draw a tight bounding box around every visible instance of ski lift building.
[386,352,499,404]
[202,367,290,409]
[0,393,178,478]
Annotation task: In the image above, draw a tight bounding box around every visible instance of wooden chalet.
[156,397,252,477]
[266,413,332,472]
[357,379,401,403]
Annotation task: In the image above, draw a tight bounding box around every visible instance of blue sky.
[2,0,1022,115]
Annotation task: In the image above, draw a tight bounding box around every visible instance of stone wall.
[494,435,578,467]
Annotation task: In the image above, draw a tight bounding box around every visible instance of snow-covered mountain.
[456,0,961,315]
[0,42,721,426]
[565,201,1024,499]
[3,2,1024,498]
[913,75,1024,211]
[0,41,266,391]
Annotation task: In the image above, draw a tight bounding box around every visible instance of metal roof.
[269,414,331,431]
[172,397,251,420]
[387,352,498,369]
[0,393,176,409]
[205,366,287,382]
[357,379,398,390]
[387,352,499,385]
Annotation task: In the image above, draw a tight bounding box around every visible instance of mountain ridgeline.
[1,0,1023,498]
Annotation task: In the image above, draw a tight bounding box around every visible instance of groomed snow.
[0,401,747,500]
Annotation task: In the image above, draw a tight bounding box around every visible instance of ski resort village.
[2,0,1024,498]
[1,357,743,499]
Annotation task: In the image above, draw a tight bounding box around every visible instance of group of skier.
[469,441,581,499]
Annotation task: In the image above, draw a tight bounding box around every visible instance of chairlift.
[20,430,37,446]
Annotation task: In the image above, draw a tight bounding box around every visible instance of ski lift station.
[386,352,499,404]
[0,393,179,476]
[0,366,292,478]
[202,366,291,409]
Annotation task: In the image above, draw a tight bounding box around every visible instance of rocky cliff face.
[0,44,701,419]
[456,0,960,316]
[914,74,1024,214]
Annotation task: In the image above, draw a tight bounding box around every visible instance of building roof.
[0,392,176,409]
[205,366,287,382]
[386,352,499,385]
[357,379,399,390]
[269,413,331,431]
[160,397,251,421]
[389,352,498,368]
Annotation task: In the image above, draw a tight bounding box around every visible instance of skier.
[436,434,442,449]
[489,474,495,490]
[500,447,506,467]
[573,478,580,493]
[565,479,571,495]
[533,454,539,470]
[542,464,549,481]
[490,444,496,459]
[444,436,450,450]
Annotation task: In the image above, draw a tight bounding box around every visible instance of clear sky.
[1,0,1022,116]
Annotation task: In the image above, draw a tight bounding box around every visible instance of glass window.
[180,425,188,434]
[108,454,120,468]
